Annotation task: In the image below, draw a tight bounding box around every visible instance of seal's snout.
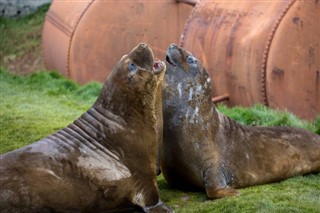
[129,42,154,71]
[167,44,179,55]
[139,43,148,49]
[168,44,177,50]
[166,44,181,67]
[135,42,151,55]
[136,42,150,54]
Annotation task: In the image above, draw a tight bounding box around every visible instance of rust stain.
[227,16,239,58]
[292,16,303,27]
[292,16,300,25]
[272,67,285,81]
[309,47,315,70]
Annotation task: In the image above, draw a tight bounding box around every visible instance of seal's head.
[111,42,165,96]
[166,43,206,79]
[164,44,212,112]
[96,43,166,118]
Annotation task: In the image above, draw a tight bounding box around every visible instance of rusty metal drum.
[181,0,320,120]
[42,0,192,83]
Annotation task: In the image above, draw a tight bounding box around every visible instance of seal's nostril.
[140,43,147,48]
[169,44,177,50]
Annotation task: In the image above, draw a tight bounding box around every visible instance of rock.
[0,0,51,18]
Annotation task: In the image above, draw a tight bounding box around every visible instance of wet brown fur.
[161,44,320,199]
[0,43,172,212]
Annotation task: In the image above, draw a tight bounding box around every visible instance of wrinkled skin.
[0,43,172,212]
[161,44,320,199]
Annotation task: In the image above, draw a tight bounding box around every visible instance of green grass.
[1,69,319,212]
[159,174,320,212]
[0,4,49,60]
[0,69,101,153]
[218,104,320,134]
[0,5,319,212]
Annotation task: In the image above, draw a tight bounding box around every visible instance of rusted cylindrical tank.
[42,0,192,83]
[181,0,320,120]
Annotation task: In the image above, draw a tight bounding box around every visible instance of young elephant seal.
[161,44,320,199]
[0,43,172,212]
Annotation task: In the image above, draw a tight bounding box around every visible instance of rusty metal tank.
[42,0,193,83]
[181,0,320,120]
[43,0,319,120]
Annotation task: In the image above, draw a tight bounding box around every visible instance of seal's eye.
[187,55,197,65]
[128,63,136,72]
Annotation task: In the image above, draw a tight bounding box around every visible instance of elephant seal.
[0,43,172,212]
[161,44,320,199]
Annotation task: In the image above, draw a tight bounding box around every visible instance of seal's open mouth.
[166,55,175,66]
[153,61,164,74]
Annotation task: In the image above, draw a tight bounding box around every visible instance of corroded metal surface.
[43,0,320,120]
[181,0,320,120]
[42,0,94,77]
[265,0,320,120]
[42,0,192,83]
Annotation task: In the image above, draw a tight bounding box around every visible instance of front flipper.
[205,186,240,199]
[143,201,173,213]
[202,166,240,199]
[132,183,173,213]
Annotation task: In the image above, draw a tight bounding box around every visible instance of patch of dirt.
[2,45,45,75]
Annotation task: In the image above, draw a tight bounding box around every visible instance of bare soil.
[2,46,45,75]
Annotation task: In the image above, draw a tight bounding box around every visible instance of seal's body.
[0,43,172,212]
[161,44,320,199]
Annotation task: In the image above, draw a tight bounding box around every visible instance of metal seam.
[260,0,296,106]
[42,6,72,73]
[66,0,95,79]
[42,11,50,72]
[179,0,200,47]
[45,10,73,36]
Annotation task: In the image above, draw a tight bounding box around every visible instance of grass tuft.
[217,104,318,133]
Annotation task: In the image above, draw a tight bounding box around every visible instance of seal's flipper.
[143,201,173,213]
[131,181,173,213]
[202,165,240,199]
[205,186,239,199]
